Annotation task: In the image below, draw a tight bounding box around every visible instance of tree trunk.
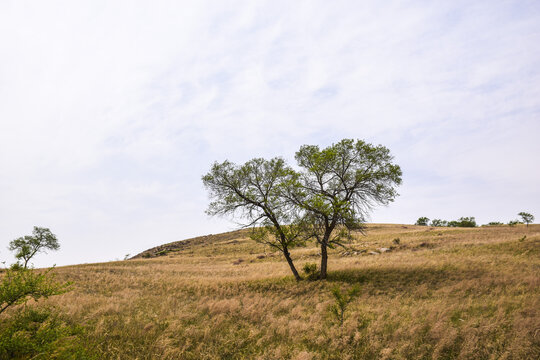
[320,243,328,279]
[283,249,302,281]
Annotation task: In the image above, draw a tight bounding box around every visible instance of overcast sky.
[1,0,539,268]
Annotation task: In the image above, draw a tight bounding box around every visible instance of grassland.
[36,224,540,359]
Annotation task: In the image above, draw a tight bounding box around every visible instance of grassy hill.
[40,224,539,359]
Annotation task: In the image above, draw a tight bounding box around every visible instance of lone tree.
[290,139,402,279]
[2,226,67,315]
[202,139,402,281]
[202,158,305,281]
[518,212,534,228]
[415,217,430,226]
[8,227,60,269]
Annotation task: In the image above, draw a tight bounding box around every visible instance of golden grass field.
[40,224,539,359]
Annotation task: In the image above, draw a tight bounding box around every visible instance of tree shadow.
[326,265,485,292]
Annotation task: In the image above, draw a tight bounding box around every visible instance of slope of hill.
[130,229,250,259]
[39,224,539,359]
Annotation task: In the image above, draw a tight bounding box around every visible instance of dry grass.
[38,224,539,359]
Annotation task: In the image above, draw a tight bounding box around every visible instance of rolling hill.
[31,224,540,359]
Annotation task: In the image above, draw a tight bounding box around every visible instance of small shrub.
[1,267,70,315]
[0,307,94,359]
[302,263,319,280]
[518,235,527,242]
[329,285,360,326]
[460,217,477,227]
[392,238,400,245]
[448,217,477,227]
[508,220,522,227]
[430,219,448,227]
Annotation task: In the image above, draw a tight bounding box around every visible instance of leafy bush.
[427,217,477,228]
[0,307,93,359]
[415,217,430,226]
[0,227,93,359]
[430,219,448,227]
[447,217,476,227]
[458,217,476,227]
[508,220,522,227]
[1,267,70,315]
[485,222,503,226]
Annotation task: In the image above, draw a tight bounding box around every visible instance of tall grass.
[38,224,540,359]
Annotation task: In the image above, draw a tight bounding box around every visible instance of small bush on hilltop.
[426,217,477,228]
[430,219,448,227]
[448,217,477,227]
[485,222,503,226]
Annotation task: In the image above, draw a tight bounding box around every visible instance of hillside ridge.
[130,228,250,259]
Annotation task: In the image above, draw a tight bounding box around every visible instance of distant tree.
[8,227,60,269]
[430,219,448,227]
[486,222,503,226]
[3,227,67,314]
[447,217,476,228]
[415,217,430,226]
[1,231,80,359]
[203,158,305,281]
[289,139,402,279]
[518,212,534,228]
[462,217,477,227]
[508,220,522,227]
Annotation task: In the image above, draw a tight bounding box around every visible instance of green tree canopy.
[290,139,402,279]
[8,227,60,269]
[202,139,402,280]
[430,219,448,227]
[202,157,305,280]
[518,212,534,227]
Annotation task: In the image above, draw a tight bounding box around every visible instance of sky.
[1,0,539,268]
